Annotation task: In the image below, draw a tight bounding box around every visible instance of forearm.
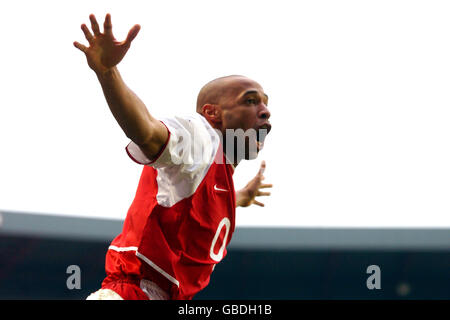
[97,67,155,145]
[74,15,165,157]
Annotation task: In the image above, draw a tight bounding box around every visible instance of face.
[215,76,272,160]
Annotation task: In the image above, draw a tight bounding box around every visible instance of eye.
[246,98,257,105]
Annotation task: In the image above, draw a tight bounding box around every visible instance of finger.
[73,41,87,53]
[89,14,101,36]
[259,183,273,189]
[81,24,94,44]
[257,191,271,196]
[103,13,113,36]
[124,24,141,46]
[258,160,266,176]
[253,200,265,207]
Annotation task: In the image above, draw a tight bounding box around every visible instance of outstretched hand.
[74,14,140,75]
[236,161,272,207]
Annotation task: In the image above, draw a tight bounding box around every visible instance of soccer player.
[74,14,272,300]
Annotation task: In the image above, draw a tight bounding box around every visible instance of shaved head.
[195,74,271,162]
[196,75,252,113]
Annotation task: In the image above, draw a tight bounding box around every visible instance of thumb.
[124,24,141,46]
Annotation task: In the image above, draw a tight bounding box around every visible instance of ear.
[201,104,222,124]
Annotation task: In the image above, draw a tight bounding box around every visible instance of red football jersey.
[103,114,236,300]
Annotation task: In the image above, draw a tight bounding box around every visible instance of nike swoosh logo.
[214,184,229,192]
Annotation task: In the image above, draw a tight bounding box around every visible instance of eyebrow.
[241,90,269,103]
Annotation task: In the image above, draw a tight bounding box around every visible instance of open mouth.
[256,123,271,150]
[256,124,271,140]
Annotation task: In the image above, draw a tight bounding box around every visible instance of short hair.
[196,75,247,113]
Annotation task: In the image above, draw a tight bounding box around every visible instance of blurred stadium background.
[0,210,448,300]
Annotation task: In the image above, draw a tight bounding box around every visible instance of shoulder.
[161,113,220,146]
[161,113,212,132]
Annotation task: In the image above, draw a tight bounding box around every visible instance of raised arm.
[74,14,168,159]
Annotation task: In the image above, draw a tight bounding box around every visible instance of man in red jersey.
[74,14,272,300]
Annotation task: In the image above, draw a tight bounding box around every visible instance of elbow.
[129,120,169,159]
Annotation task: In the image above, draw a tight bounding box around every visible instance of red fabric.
[103,148,236,300]
[102,278,149,300]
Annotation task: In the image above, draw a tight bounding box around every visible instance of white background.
[1,0,450,227]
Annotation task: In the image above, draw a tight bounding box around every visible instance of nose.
[259,103,271,120]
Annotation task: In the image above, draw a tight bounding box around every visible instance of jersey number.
[209,217,231,262]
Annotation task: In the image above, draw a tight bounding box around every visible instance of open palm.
[74,14,140,75]
[237,161,272,207]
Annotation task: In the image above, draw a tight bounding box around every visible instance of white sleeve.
[125,114,219,171]
[126,114,221,207]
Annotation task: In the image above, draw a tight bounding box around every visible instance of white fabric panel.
[126,114,220,207]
